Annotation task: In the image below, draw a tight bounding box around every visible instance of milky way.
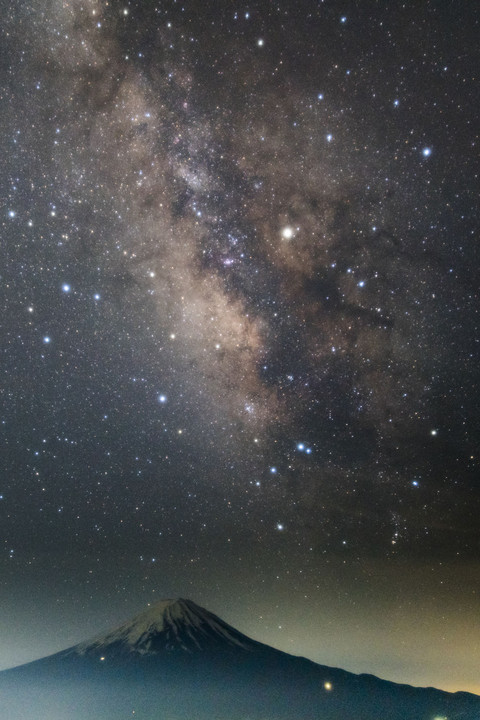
[1,0,479,693]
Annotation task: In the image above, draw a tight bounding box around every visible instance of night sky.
[1,0,479,694]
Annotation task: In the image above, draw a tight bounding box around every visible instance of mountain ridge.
[0,597,478,720]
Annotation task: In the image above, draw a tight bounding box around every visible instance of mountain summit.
[69,598,260,657]
[1,598,479,720]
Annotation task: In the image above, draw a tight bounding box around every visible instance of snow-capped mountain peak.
[70,598,259,657]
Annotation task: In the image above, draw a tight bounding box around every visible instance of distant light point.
[422,147,432,157]
[326,133,333,142]
[257,38,264,47]
[8,210,16,218]
[62,283,71,293]
[43,336,51,344]
[276,523,284,531]
[430,429,438,436]
[324,681,333,691]
[270,467,277,474]
[158,395,167,404]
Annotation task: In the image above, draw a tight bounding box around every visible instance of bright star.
[43,336,51,344]
[422,147,432,157]
[158,395,167,404]
[62,283,71,293]
[281,226,294,239]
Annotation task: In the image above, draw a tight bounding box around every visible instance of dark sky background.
[1,0,479,694]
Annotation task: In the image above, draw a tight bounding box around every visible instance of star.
[281,226,295,239]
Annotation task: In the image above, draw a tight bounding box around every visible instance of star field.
[1,0,479,694]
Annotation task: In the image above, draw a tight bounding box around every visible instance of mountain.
[0,598,478,720]
[68,598,263,656]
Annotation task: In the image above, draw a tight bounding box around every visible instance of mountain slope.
[0,598,478,720]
